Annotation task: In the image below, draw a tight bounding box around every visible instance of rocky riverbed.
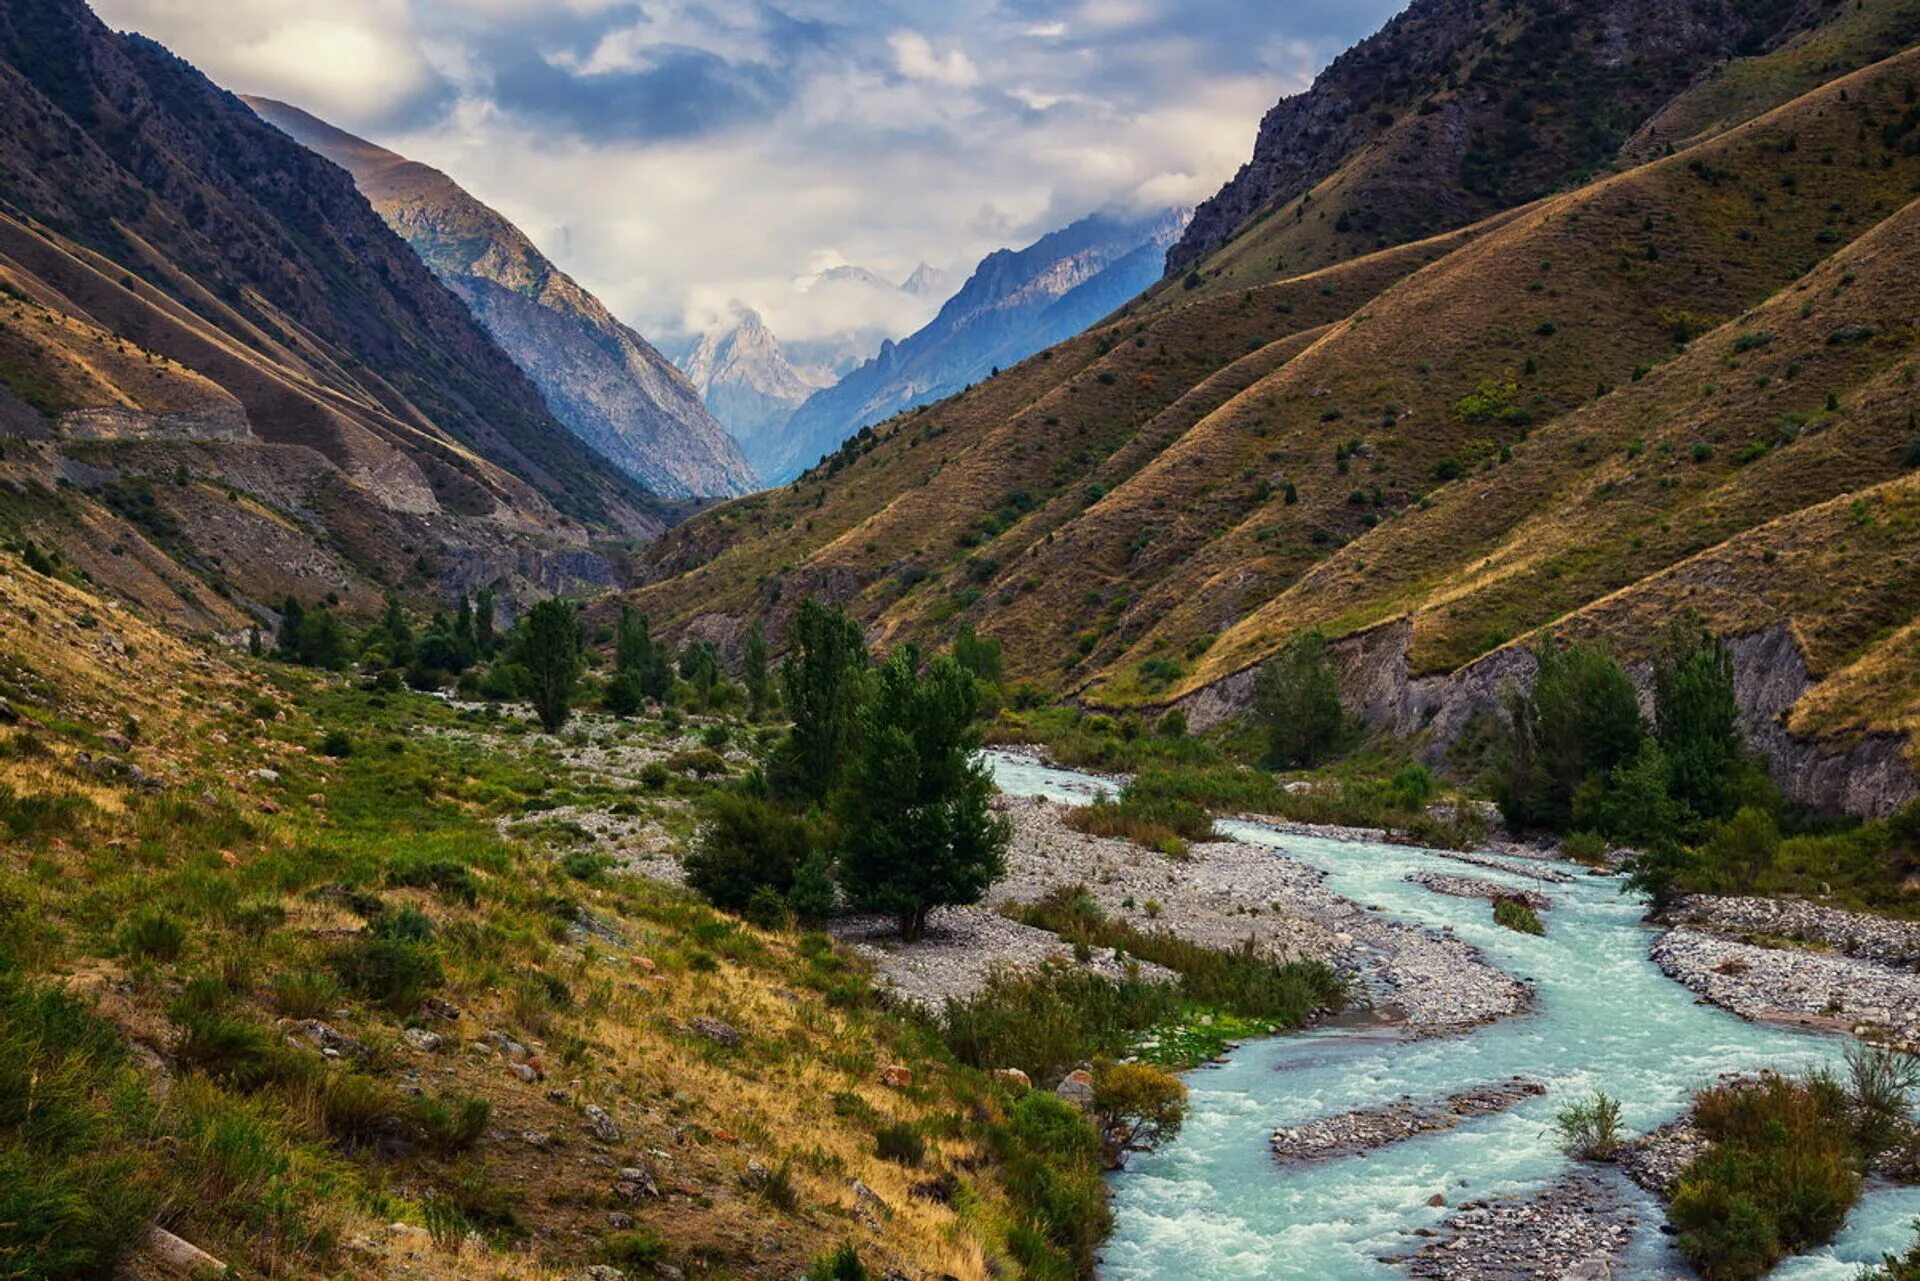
[1270,1077,1546,1163]
[1400,1172,1636,1280]
[1650,926,1920,1049]
[990,798,1533,1033]
[1667,894,1920,969]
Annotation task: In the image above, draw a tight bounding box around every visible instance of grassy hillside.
[622,29,1920,782]
[0,556,1111,1281]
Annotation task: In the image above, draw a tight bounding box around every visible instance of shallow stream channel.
[985,751,1920,1280]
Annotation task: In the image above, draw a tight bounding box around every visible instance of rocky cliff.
[244,96,756,500]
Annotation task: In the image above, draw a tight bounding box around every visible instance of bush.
[942,965,1182,1084]
[1091,1062,1186,1167]
[387,858,479,906]
[1011,885,1347,1027]
[684,794,815,913]
[0,975,156,1280]
[269,969,342,1020]
[875,1121,926,1166]
[1669,1075,1861,1280]
[119,911,186,962]
[807,1244,870,1281]
[1554,1091,1623,1160]
[411,1092,492,1156]
[1844,1043,1920,1159]
[319,730,352,758]
[602,1228,666,1268]
[1493,898,1545,936]
[992,1091,1111,1276]
[330,935,442,1014]
[1253,630,1345,769]
[1065,788,1213,854]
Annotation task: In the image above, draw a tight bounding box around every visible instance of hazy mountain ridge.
[243,96,756,500]
[764,207,1190,484]
[680,307,828,474]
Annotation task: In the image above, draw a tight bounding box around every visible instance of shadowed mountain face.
[762,208,1190,485]
[1165,0,1864,280]
[621,0,1920,802]
[243,97,757,500]
[0,0,681,630]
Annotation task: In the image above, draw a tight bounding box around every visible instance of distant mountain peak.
[900,262,950,297]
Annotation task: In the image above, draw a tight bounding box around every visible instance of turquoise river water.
[984,751,1920,1281]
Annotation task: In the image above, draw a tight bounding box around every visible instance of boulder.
[880,1064,913,1088]
[583,1104,622,1143]
[687,1016,741,1048]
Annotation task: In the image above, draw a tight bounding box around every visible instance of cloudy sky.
[94,0,1406,344]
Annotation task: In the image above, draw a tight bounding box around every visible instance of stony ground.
[827,909,1176,1009]
[1651,924,1920,1049]
[1399,1171,1636,1281]
[1270,1078,1545,1163]
[1667,894,1920,968]
[984,797,1532,1034]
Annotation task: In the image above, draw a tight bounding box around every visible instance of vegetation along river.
[986,751,1920,1280]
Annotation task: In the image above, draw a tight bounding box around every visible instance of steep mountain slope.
[0,0,674,632]
[680,307,828,475]
[621,12,1920,809]
[1162,0,1920,297]
[765,209,1189,485]
[244,96,756,500]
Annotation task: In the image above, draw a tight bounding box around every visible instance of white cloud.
[91,0,1408,346]
[887,30,980,87]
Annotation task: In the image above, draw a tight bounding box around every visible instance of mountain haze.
[243,96,757,499]
[765,208,1191,484]
[680,306,828,475]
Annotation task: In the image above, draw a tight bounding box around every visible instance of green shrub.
[602,1228,666,1267]
[411,1092,492,1156]
[992,1092,1111,1276]
[119,911,186,962]
[875,1121,927,1166]
[807,1244,870,1281]
[559,848,614,882]
[1554,1091,1623,1160]
[942,965,1181,1084]
[684,794,815,913]
[319,730,352,758]
[268,969,342,1020]
[1011,886,1347,1027]
[0,976,155,1280]
[1561,831,1609,865]
[1493,898,1545,936]
[387,859,478,906]
[1668,1075,1861,1281]
[330,935,442,1014]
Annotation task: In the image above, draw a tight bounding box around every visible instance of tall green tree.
[454,595,477,665]
[520,599,581,733]
[474,587,496,657]
[1252,630,1345,769]
[680,640,721,707]
[615,607,672,703]
[381,593,414,666]
[952,624,1004,687]
[1654,616,1745,825]
[1498,637,1646,831]
[742,622,772,720]
[836,648,1009,941]
[276,595,305,661]
[779,599,869,802]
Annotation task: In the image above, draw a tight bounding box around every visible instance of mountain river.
[985,751,1920,1281]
